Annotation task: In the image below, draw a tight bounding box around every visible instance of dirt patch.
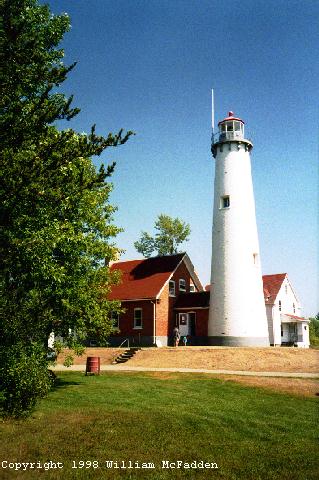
[118,347,319,372]
[127,371,319,397]
[216,375,319,398]
[57,347,121,365]
[57,346,319,373]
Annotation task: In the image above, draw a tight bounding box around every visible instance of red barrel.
[85,356,100,375]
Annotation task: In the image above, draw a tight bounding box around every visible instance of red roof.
[262,274,287,302]
[218,111,244,126]
[108,253,185,300]
[281,313,307,322]
[109,256,289,306]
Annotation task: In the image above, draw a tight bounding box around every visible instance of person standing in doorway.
[173,327,180,347]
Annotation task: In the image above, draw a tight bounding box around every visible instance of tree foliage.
[0,0,132,415]
[134,214,191,257]
[0,342,55,417]
[309,314,319,348]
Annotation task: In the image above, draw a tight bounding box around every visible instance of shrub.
[309,317,319,348]
[0,343,54,418]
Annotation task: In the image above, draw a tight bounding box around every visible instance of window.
[279,300,282,312]
[111,311,119,329]
[226,122,233,131]
[253,253,258,265]
[220,195,230,208]
[304,326,307,331]
[234,121,241,131]
[179,313,187,326]
[169,280,176,296]
[285,285,288,294]
[281,328,283,337]
[134,308,143,329]
[179,279,186,292]
[293,303,295,313]
[189,284,195,292]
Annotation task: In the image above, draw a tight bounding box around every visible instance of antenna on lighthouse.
[211,89,215,132]
[211,89,215,146]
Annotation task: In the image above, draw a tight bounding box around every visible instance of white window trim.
[178,312,188,326]
[133,308,143,329]
[220,195,230,209]
[179,278,186,292]
[169,280,176,297]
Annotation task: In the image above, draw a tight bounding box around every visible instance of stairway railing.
[112,338,130,364]
[118,338,130,349]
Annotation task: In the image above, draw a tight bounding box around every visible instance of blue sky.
[46,0,318,317]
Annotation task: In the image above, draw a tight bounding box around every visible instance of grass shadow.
[0,373,83,419]
[49,374,83,392]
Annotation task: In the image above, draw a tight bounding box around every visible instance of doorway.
[178,312,196,337]
[178,313,190,337]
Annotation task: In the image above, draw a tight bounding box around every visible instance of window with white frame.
[279,300,282,312]
[111,311,119,329]
[293,303,295,313]
[169,280,176,296]
[189,284,195,292]
[134,308,143,329]
[220,195,230,208]
[179,279,186,292]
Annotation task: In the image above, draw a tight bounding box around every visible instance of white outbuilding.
[263,273,309,348]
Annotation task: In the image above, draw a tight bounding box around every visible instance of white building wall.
[297,322,310,348]
[270,277,309,347]
[273,308,282,345]
[265,304,274,345]
[276,277,301,319]
[208,142,269,345]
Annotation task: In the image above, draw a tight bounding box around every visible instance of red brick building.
[108,253,205,346]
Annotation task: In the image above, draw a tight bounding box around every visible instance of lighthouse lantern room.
[208,111,269,346]
[218,111,244,140]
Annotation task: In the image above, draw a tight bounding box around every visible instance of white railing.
[112,338,130,364]
[118,338,130,349]
[211,131,253,145]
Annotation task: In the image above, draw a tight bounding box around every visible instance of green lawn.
[0,372,318,479]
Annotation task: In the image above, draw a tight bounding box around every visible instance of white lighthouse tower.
[208,111,269,346]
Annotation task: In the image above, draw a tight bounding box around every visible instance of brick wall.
[155,283,170,336]
[156,260,200,337]
[194,309,209,336]
[111,259,202,342]
[114,300,154,338]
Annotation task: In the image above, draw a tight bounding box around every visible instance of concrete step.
[112,348,141,364]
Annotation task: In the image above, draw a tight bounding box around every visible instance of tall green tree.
[0,0,132,416]
[309,314,319,348]
[134,214,191,257]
